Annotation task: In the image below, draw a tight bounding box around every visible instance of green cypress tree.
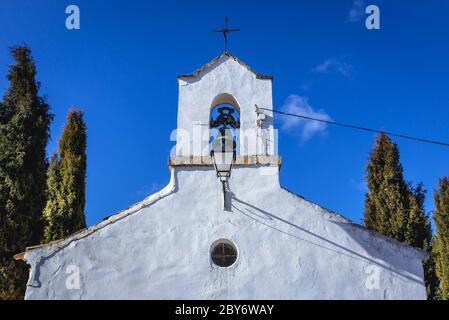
[404,182,436,298]
[424,250,439,300]
[364,133,437,299]
[43,109,86,242]
[43,154,62,241]
[405,183,432,250]
[364,132,410,241]
[0,46,52,299]
[432,177,449,299]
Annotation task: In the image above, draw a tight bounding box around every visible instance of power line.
[257,107,449,147]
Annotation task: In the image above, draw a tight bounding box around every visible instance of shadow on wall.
[229,192,423,285]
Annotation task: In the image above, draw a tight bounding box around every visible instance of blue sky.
[0,0,448,226]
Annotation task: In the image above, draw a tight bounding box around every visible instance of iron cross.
[213,16,240,52]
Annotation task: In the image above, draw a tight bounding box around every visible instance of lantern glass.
[212,129,235,181]
[214,151,233,180]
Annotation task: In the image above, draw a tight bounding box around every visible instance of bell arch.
[210,93,240,113]
[209,93,240,155]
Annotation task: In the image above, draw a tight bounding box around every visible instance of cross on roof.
[213,16,240,52]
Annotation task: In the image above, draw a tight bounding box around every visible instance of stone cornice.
[168,155,281,167]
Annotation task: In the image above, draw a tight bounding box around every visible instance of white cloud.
[348,0,366,22]
[280,95,332,142]
[313,58,353,78]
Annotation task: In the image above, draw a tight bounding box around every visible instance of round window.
[211,240,237,267]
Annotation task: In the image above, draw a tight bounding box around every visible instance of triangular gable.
[177,51,273,80]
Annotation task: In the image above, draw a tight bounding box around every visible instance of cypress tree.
[363,133,437,298]
[43,109,86,242]
[0,46,52,299]
[424,250,439,300]
[405,183,432,250]
[364,132,410,241]
[404,182,436,298]
[432,177,449,299]
[43,154,62,241]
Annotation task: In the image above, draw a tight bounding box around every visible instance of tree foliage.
[364,132,410,241]
[405,183,432,251]
[43,109,86,242]
[0,46,52,299]
[432,177,449,299]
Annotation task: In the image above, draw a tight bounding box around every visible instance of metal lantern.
[210,105,239,211]
[211,128,236,182]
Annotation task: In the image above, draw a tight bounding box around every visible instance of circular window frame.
[210,239,238,268]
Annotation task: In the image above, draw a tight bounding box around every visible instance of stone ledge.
[168,155,282,167]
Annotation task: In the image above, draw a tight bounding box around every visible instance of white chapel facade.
[19,52,427,299]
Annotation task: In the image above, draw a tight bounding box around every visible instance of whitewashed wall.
[24,165,426,299]
[176,55,275,157]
